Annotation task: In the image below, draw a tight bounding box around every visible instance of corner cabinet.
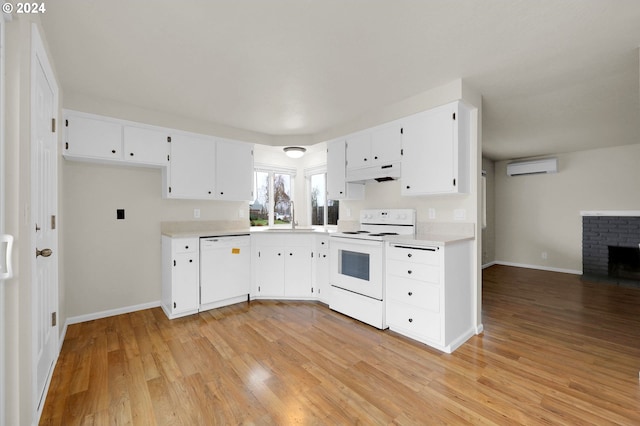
[385,240,474,353]
[401,101,471,196]
[326,139,364,200]
[251,233,314,299]
[161,236,200,319]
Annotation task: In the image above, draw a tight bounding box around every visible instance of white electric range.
[329,209,416,329]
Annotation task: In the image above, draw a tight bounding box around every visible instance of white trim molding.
[492,261,582,275]
[65,300,162,326]
[580,210,640,217]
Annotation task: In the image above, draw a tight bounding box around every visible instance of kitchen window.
[251,166,295,227]
[306,168,339,227]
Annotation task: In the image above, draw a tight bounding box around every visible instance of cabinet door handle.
[407,253,412,258]
[408,291,413,296]
[174,302,176,309]
[289,253,293,256]
[220,192,224,195]
[129,152,134,156]
[185,246,189,249]
[278,253,281,256]
[111,149,116,154]
[374,156,378,160]
[363,158,367,162]
[189,259,193,263]
[408,318,413,323]
[407,270,412,275]
[323,254,327,258]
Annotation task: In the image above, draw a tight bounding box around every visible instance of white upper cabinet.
[345,132,371,170]
[327,139,364,200]
[123,125,170,166]
[165,133,216,199]
[64,112,123,161]
[214,138,254,201]
[370,121,403,165]
[345,121,403,171]
[401,101,470,196]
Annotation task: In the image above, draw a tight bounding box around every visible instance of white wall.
[63,161,249,318]
[494,144,640,273]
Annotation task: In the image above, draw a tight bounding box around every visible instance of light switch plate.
[193,208,200,218]
[428,208,436,219]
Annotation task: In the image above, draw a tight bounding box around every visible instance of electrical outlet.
[428,208,436,219]
[346,208,352,217]
[193,208,200,218]
[239,209,245,218]
[453,209,466,220]
[541,251,548,260]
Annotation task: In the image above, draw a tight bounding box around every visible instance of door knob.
[36,248,53,258]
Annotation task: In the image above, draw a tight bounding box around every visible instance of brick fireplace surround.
[582,211,640,288]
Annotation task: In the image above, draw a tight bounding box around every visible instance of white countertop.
[384,233,474,247]
[162,227,468,245]
[162,227,333,238]
[161,229,251,238]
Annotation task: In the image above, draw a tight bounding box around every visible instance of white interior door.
[31,25,59,415]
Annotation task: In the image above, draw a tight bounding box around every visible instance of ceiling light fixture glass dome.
[283,146,306,158]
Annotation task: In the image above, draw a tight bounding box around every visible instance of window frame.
[252,163,296,228]
[305,165,339,229]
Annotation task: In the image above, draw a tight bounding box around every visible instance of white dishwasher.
[200,234,251,310]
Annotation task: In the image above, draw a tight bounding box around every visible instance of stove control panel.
[360,209,416,226]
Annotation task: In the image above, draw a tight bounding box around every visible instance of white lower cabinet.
[315,235,330,303]
[251,233,315,299]
[385,240,473,353]
[161,236,200,319]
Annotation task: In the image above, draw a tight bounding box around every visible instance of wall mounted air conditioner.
[506,157,558,176]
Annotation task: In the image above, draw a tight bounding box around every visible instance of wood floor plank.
[41,265,640,424]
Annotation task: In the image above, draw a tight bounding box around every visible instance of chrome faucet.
[290,200,297,229]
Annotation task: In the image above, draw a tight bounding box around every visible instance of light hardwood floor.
[40,265,640,425]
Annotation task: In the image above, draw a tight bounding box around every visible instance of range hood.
[345,162,401,183]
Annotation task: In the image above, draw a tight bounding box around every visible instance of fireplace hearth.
[582,213,640,288]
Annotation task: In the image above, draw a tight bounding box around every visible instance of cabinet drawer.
[173,238,199,254]
[387,301,441,342]
[387,277,440,312]
[387,259,440,284]
[387,244,440,265]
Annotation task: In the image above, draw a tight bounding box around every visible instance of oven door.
[330,236,383,300]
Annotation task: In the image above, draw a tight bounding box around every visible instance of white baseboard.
[491,261,582,275]
[481,261,497,269]
[65,300,161,326]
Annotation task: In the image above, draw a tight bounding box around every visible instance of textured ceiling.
[40,0,640,160]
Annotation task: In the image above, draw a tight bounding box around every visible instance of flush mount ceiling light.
[283,146,306,158]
